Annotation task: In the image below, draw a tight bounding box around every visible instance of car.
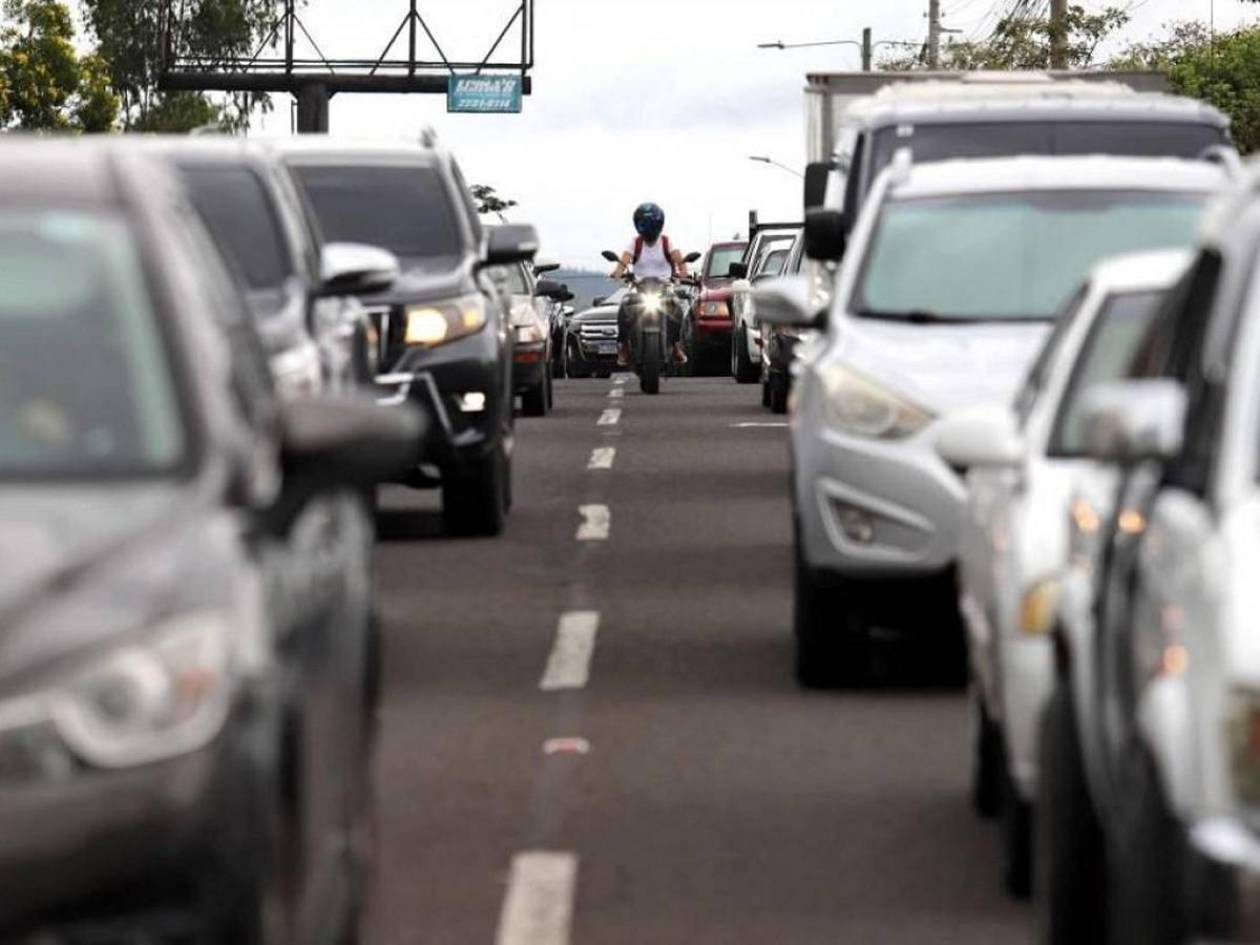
[809,76,1233,225]
[756,153,1224,688]
[500,258,570,416]
[757,231,823,414]
[730,222,800,384]
[551,301,576,377]
[563,288,628,378]
[273,137,539,536]
[140,136,393,399]
[933,249,1192,899]
[1035,169,1260,945]
[0,139,421,943]
[683,239,746,375]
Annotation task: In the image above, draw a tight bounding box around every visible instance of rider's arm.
[610,250,633,280]
[670,248,687,279]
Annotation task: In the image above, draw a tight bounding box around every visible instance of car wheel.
[565,340,590,379]
[732,324,759,384]
[762,379,772,408]
[545,369,554,410]
[1035,682,1106,945]
[769,374,789,414]
[522,380,547,417]
[552,341,566,378]
[1107,744,1186,945]
[971,691,1003,819]
[442,442,508,537]
[793,519,868,688]
[1002,761,1033,899]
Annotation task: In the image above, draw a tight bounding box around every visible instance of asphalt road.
[370,375,1029,944]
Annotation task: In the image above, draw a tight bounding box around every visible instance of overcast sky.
[245,0,1260,270]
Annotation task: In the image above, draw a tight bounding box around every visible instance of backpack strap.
[633,236,643,264]
[662,235,671,260]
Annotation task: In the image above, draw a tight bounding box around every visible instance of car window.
[179,164,295,291]
[751,234,795,273]
[291,163,463,266]
[758,248,790,278]
[707,245,746,278]
[1014,283,1090,426]
[853,190,1205,322]
[0,209,186,478]
[1048,289,1167,456]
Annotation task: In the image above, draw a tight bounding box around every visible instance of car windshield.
[869,121,1226,190]
[759,248,790,278]
[291,164,462,267]
[1050,289,1167,455]
[0,210,186,479]
[853,190,1205,321]
[707,245,746,278]
[178,165,293,291]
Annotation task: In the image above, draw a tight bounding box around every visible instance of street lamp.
[749,155,803,180]
[758,34,922,71]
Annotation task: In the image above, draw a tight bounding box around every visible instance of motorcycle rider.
[609,202,689,366]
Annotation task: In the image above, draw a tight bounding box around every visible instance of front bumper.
[0,700,273,936]
[793,415,966,579]
[566,330,620,373]
[1187,816,1260,940]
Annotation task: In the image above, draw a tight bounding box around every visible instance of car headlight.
[515,322,546,344]
[0,613,232,770]
[819,362,933,439]
[404,295,487,347]
[1019,578,1061,637]
[269,343,323,398]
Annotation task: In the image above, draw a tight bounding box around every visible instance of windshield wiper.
[855,308,978,324]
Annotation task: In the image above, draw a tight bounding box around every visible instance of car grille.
[579,322,618,341]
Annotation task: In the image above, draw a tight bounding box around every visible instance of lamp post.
[748,155,804,180]
[757,33,921,71]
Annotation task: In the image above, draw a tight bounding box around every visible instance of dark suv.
[275,138,538,536]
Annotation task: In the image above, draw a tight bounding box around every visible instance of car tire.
[1035,682,1106,945]
[762,379,772,408]
[793,518,868,688]
[565,341,590,379]
[545,369,554,410]
[442,442,508,537]
[522,379,547,417]
[552,344,566,379]
[1002,761,1033,899]
[769,374,789,414]
[1107,745,1186,945]
[732,324,759,384]
[971,692,1004,820]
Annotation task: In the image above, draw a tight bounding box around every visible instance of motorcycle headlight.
[819,363,933,439]
[641,292,663,315]
[404,295,487,347]
[0,613,232,770]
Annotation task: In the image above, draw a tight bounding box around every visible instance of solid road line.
[495,851,578,945]
[598,408,621,426]
[576,504,610,541]
[539,611,600,691]
[588,447,616,470]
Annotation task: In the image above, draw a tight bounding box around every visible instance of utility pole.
[927,0,941,69]
[1050,0,1069,69]
[862,27,872,71]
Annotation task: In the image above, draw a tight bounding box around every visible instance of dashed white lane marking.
[543,737,591,755]
[608,387,624,399]
[731,421,788,428]
[588,447,616,470]
[540,611,600,691]
[576,504,610,541]
[495,851,578,945]
[598,408,621,426]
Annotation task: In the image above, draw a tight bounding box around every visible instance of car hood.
[572,306,619,324]
[365,259,470,307]
[837,317,1053,413]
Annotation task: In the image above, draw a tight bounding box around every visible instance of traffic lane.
[370,379,614,945]
[567,377,1028,943]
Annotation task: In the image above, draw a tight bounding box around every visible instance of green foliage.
[0,0,119,131]
[82,0,285,132]
[1114,22,1260,153]
[471,184,518,217]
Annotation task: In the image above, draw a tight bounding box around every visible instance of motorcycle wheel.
[640,358,660,394]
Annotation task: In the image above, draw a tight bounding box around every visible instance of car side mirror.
[319,242,400,298]
[484,224,540,267]
[754,274,825,329]
[804,209,848,263]
[534,260,561,274]
[535,278,566,300]
[557,289,575,303]
[728,262,749,279]
[281,394,425,489]
[804,160,835,210]
[1078,379,1187,466]
[683,251,702,264]
[935,406,1024,471]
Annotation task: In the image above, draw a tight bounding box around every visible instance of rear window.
[179,165,293,290]
[869,121,1226,192]
[707,245,746,278]
[291,164,463,266]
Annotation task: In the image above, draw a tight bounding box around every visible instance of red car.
[683,240,747,375]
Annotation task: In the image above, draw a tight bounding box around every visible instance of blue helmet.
[633,202,665,241]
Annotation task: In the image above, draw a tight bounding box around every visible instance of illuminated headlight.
[1227,690,1260,807]
[819,363,933,439]
[700,301,729,317]
[0,614,231,770]
[641,292,663,315]
[1019,578,1061,637]
[457,392,487,413]
[404,295,487,347]
[269,343,323,398]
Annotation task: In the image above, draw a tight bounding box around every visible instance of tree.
[0,0,119,131]
[81,0,285,132]
[471,184,518,218]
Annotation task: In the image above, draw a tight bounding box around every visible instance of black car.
[275,138,538,537]
[563,289,628,378]
[0,140,420,943]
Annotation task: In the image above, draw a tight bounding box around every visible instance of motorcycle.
[600,249,701,395]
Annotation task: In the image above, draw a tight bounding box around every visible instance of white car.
[756,153,1224,688]
[1036,174,1260,944]
[934,249,1193,898]
[730,225,798,384]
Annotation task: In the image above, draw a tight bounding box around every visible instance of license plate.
[596,341,618,354]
